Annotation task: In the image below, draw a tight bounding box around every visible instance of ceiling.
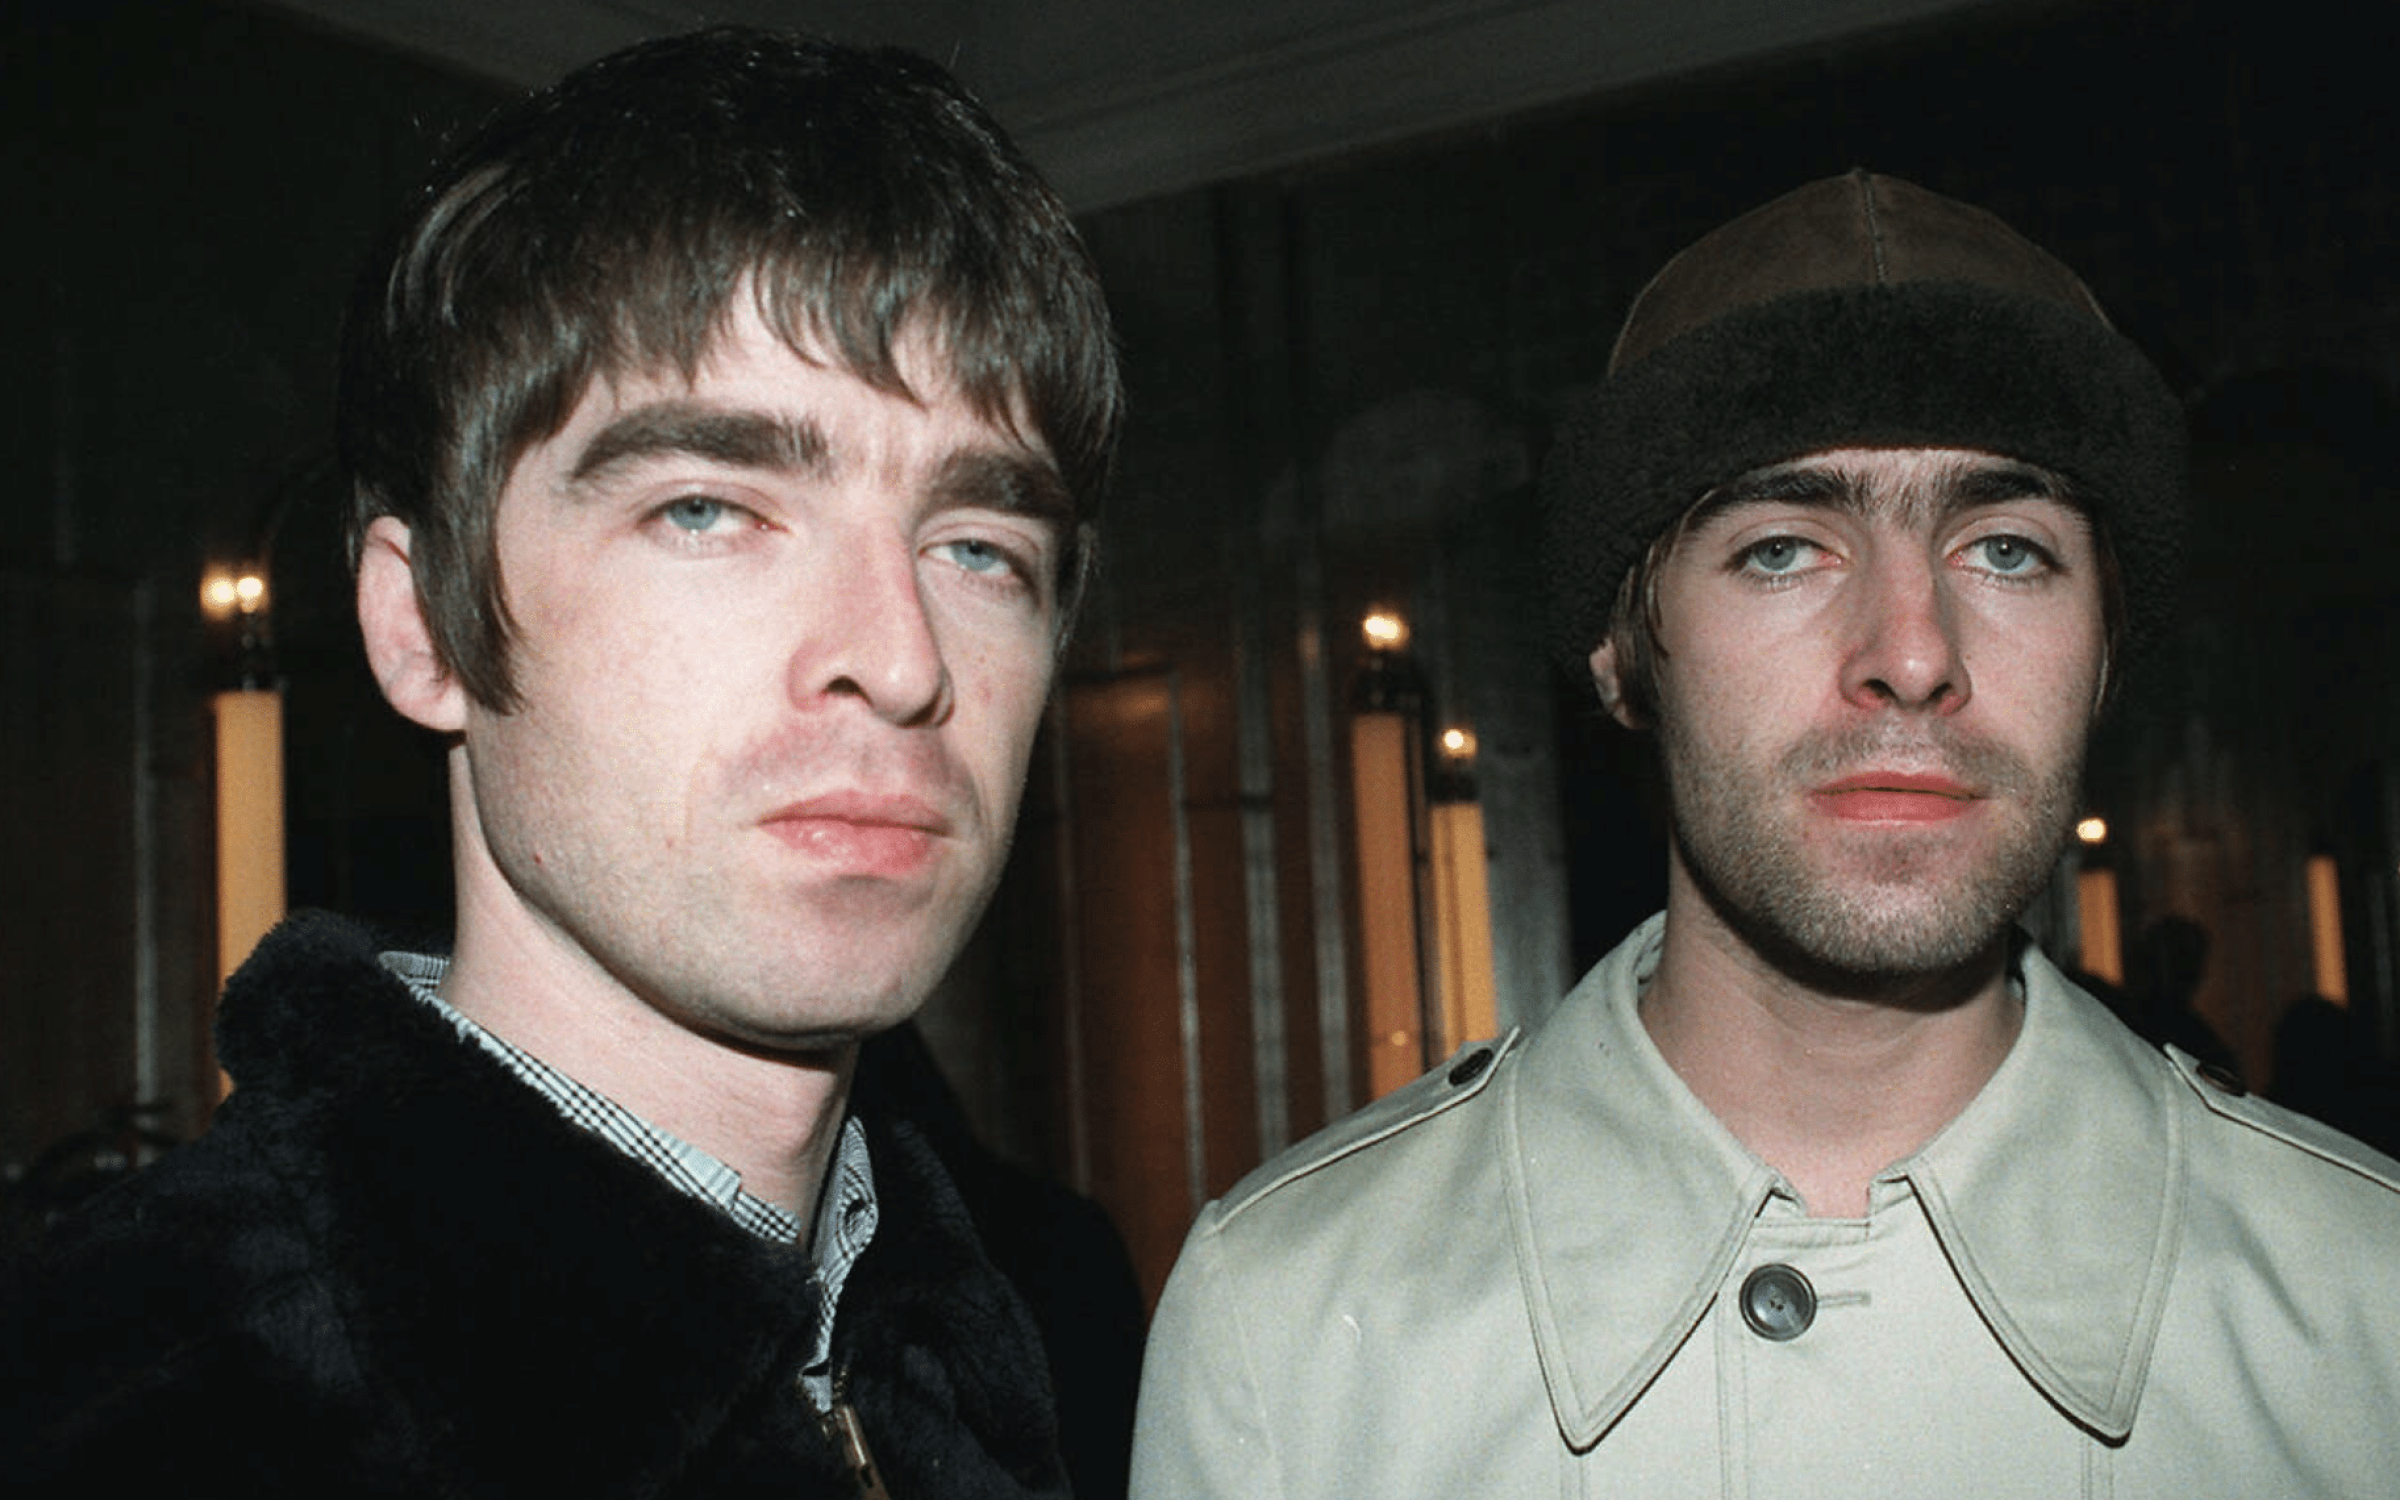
[258,0,1996,209]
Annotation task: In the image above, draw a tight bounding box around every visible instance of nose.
[792,529,952,726]
[1838,545,1970,715]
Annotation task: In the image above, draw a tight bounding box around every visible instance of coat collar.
[1505,914,2186,1449]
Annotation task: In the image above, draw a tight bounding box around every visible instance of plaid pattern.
[380,950,879,1406]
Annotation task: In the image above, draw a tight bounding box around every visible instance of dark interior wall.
[10,0,2400,1200]
[2,1,501,1175]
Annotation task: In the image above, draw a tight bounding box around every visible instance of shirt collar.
[1505,915,2185,1448]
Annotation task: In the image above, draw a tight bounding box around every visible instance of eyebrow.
[1694,454,2076,531]
[928,447,1077,533]
[569,403,828,485]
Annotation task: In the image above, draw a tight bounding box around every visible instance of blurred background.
[8,0,2398,1315]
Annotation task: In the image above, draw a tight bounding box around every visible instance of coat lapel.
[1904,948,2186,1439]
[1503,916,1779,1450]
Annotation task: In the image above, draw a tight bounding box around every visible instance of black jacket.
[1,910,1069,1498]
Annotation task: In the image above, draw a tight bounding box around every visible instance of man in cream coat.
[1130,171,2400,1497]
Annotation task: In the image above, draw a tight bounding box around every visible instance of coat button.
[2196,1060,2247,1097]
[1447,1047,1494,1087]
[1739,1264,1817,1342]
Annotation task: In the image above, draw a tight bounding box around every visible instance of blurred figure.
[2274,993,2400,1157]
[2122,915,2238,1075]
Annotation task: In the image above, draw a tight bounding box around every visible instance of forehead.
[613,302,958,414]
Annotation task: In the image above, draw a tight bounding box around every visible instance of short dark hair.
[1601,455,2127,727]
[338,27,1123,709]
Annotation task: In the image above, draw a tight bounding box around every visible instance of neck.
[1641,865,2023,1219]
[440,805,854,1228]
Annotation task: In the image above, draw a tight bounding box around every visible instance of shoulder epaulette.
[2166,1045,2400,1196]
[1214,1030,1521,1221]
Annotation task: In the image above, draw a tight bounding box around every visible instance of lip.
[760,790,954,875]
[1810,771,1979,824]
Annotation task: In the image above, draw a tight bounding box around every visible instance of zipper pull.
[820,1369,894,1500]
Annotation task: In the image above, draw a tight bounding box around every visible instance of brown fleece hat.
[1542,169,2186,676]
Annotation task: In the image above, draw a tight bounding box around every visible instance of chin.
[1798,912,2010,979]
[710,1012,899,1061]
[662,974,925,1059]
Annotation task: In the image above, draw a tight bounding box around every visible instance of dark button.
[1739,1264,1817,1342]
[1447,1047,1494,1087]
[2196,1060,2247,1097]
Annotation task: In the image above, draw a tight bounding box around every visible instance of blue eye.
[1968,535,2046,575]
[942,538,1015,576]
[1742,537,1814,574]
[662,496,729,533]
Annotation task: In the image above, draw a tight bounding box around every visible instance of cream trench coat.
[1131,915,2400,1499]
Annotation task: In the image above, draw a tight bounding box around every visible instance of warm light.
[1439,726,1476,762]
[1429,799,1498,1051]
[1351,710,1423,1100]
[1361,610,1410,652]
[2076,816,2108,845]
[201,567,269,620]
[214,689,286,985]
[2306,854,2349,1004]
[2076,866,2123,985]
[201,570,241,618]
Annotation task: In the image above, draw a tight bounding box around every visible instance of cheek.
[954,648,1055,783]
[533,562,758,691]
[1986,613,2106,724]
[1661,634,1817,743]
[2023,682,2101,768]
[499,621,733,811]
[982,662,1055,759]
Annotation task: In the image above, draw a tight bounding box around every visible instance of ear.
[1587,637,1642,730]
[357,516,469,733]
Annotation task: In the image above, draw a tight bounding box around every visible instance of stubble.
[1663,716,2082,985]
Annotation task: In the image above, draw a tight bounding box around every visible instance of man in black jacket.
[3,27,1121,1498]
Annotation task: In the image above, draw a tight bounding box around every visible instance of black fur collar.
[190,909,1067,1497]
